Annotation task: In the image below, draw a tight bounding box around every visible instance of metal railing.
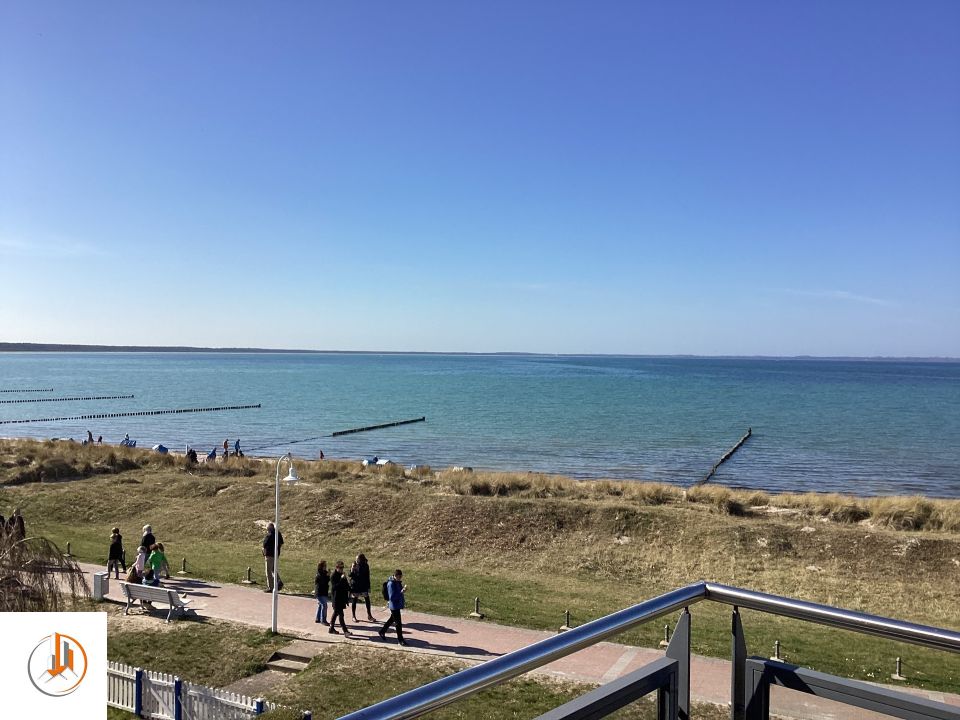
[338,581,960,720]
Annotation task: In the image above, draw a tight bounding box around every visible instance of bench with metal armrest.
[119,581,193,622]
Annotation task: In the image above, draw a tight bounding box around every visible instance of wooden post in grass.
[178,557,188,575]
[242,566,256,584]
[559,610,572,633]
[469,597,484,618]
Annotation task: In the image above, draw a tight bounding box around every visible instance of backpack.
[382,579,390,601]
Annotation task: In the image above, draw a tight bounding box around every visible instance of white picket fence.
[107,661,287,719]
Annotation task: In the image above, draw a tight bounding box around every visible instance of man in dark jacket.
[262,522,284,592]
[329,560,351,635]
[378,569,407,646]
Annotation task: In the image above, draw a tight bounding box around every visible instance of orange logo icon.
[27,632,88,697]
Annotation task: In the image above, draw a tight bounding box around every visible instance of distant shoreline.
[0,343,956,362]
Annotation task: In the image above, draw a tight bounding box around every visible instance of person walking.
[349,553,376,622]
[262,522,284,592]
[328,560,351,636]
[223,439,229,457]
[140,525,155,552]
[314,560,330,625]
[107,527,126,579]
[148,541,170,580]
[378,569,407,646]
[234,438,242,457]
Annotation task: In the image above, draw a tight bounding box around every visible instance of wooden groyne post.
[331,416,426,437]
[700,427,752,484]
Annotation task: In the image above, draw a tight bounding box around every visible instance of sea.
[0,353,958,498]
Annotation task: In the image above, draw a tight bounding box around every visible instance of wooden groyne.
[331,416,426,437]
[699,427,752,484]
[0,394,134,404]
[0,403,261,425]
[0,388,54,393]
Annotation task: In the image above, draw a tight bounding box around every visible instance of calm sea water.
[0,353,958,497]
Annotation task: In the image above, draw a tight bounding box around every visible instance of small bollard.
[469,597,484,619]
[242,566,256,585]
[65,541,72,558]
[559,609,572,633]
[658,623,671,648]
[178,557,189,575]
[771,640,781,661]
[892,656,906,681]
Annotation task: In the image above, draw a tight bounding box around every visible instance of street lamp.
[272,453,298,634]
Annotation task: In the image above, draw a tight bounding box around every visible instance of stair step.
[274,650,315,663]
[264,657,309,674]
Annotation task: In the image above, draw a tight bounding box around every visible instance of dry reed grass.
[2,439,958,533]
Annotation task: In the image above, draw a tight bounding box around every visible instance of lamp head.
[284,464,299,485]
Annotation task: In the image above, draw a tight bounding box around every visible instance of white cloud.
[780,288,895,307]
[0,236,106,258]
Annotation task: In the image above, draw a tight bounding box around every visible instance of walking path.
[82,563,959,720]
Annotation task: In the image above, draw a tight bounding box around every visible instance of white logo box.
[1,612,107,718]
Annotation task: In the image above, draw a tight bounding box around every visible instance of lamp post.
[272,453,298,634]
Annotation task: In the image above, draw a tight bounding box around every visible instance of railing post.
[744,659,770,720]
[174,676,182,720]
[731,607,747,720]
[665,608,690,720]
[255,697,266,715]
[134,667,143,717]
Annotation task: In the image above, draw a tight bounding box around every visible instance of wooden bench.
[119,582,193,622]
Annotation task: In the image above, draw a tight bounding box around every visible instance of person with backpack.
[378,569,407,646]
[329,560,352,636]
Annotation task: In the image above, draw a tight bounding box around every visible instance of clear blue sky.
[1,2,958,356]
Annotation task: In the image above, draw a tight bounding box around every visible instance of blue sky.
[1,2,958,356]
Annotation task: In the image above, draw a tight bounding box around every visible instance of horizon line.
[0,342,956,362]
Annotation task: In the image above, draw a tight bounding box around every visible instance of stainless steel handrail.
[339,581,960,720]
[338,583,707,720]
[705,582,960,653]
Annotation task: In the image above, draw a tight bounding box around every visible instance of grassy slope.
[3,440,959,693]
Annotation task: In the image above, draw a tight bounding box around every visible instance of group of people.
[260,525,407,645]
[185,438,243,463]
[313,555,408,646]
[110,523,171,588]
[0,508,26,540]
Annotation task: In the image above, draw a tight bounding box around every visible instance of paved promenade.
[81,563,959,719]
